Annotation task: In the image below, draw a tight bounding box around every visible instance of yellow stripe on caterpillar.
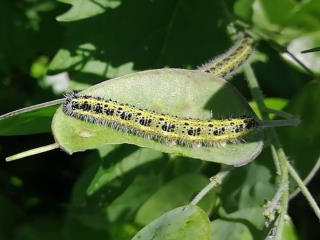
[199,36,255,78]
[62,92,258,147]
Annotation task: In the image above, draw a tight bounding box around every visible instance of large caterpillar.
[62,92,258,147]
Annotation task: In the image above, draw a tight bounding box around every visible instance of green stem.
[264,183,287,224]
[290,156,320,199]
[245,62,320,234]
[6,143,60,162]
[272,135,289,240]
[260,119,300,128]
[264,108,295,120]
[287,162,320,221]
[190,165,232,205]
[0,99,64,121]
[270,144,281,175]
[244,64,289,240]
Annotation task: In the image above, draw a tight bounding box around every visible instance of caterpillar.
[62,92,258,147]
[199,36,254,78]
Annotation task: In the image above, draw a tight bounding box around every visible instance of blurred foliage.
[0,0,320,239]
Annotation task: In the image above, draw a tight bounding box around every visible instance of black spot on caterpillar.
[62,92,259,147]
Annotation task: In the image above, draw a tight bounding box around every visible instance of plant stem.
[260,119,300,128]
[5,143,60,162]
[290,156,320,199]
[301,47,320,53]
[270,144,281,175]
[264,182,287,224]
[287,162,320,221]
[272,135,289,240]
[0,98,64,121]
[190,165,232,205]
[244,64,289,240]
[264,108,295,120]
[245,62,320,232]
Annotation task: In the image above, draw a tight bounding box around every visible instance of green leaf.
[212,151,277,239]
[0,99,63,136]
[107,173,162,222]
[219,149,276,212]
[210,207,265,240]
[278,81,320,191]
[279,0,320,38]
[66,159,114,230]
[87,146,164,195]
[68,147,163,230]
[135,173,216,225]
[251,0,320,42]
[52,69,263,165]
[56,0,121,22]
[252,0,295,28]
[282,31,320,75]
[233,0,254,22]
[132,205,211,240]
[282,219,298,240]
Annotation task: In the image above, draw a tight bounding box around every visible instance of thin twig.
[290,156,320,199]
[287,162,320,221]
[264,108,295,120]
[272,137,289,240]
[301,47,320,53]
[6,143,60,162]
[260,119,301,128]
[270,144,281,175]
[0,98,64,121]
[190,165,232,205]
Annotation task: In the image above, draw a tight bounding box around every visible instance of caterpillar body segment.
[199,36,255,78]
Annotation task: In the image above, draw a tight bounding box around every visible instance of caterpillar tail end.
[5,143,60,162]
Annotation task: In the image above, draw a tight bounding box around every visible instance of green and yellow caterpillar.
[199,36,254,78]
[63,91,257,147]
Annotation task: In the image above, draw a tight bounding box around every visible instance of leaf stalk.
[190,165,232,206]
[6,143,60,162]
